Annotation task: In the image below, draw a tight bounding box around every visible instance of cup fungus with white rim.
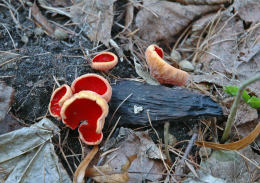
[91,51,118,71]
[60,91,109,145]
[71,73,112,102]
[48,84,72,120]
[145,44,190,86]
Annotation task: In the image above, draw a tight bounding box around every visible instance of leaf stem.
[221,73,260,143]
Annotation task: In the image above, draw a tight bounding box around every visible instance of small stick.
[221,73,260,142]
[181,133,198,164]
[1,23,16,49]
[164,122,171,163]
[52,75,61,87]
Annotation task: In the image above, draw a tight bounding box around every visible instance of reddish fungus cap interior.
[154,46,163,58]
[79,124,102,143]
[50,86,67,117]
[73,76,107,95]
[93,53,114,63]
[63,98,102,130]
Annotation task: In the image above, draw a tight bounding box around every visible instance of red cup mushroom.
[48,84,72,120]
[71,73,112,102]
[91,51,118,71]
[60,91,108,145]
[145,44,190,86]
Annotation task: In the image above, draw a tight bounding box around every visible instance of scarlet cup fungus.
[91,51,118,71]
[71,73,112,102]
[60,91,108,145]
[48,84,72,119]
[145,44,190,86]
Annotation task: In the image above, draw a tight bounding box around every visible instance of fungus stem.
[221,73,260,143]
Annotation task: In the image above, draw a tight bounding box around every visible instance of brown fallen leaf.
[195,122,260,150]
[85,155,137,183]
[73,146,98,183]
[70,0,116,46]
[99,128,165,182]
[189,0,260,95]
[135,0,221,42]
[31,2,54,36]
[222,99,258,126]
[198,146,260,182]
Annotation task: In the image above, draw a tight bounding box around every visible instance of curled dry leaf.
[135,0,221,42]
[31,2,54,36]
[195,122,260,150]
[73,146,98,183]
[70,0,116,46]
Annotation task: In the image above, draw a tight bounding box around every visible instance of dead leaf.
[192,74,240,88]
[0,114,22,135]
[92,172,129,183]
[0,82,14,122]
[99,127,165,182]
[70,0,116,46]
[174,0,230,5]
[196,146,260,183]
[195,121,260,150]
[190,0,260,95]
[31,2,54,36]
[222,99,258,126]
[135,0,221,42]
[0,118,71,183]
[73,146,98,183]
[123,1,134,32]
[85,155,137,183]
[37,0,71,17]
[133,59,160,85]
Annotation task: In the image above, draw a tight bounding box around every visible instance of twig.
[107,93,132,128]
[164,122,171,163]
[181,133,198,164]
[221,73,260,143]
[1,23,16,49]
[174,133,198,181]
[52,75,61,87]
[104,116,121,145]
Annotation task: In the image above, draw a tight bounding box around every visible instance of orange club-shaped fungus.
[91,51,118,71]
[60,91,109,145]
[71,73,112,102]
[145,44,190,86]
[48,84,72,120]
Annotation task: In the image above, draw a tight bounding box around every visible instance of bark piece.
[109,80,223,125]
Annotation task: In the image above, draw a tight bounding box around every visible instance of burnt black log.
[109,80,223,125]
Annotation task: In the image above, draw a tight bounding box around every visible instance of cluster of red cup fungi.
[48,45,189,145]
[49,51,117,145]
